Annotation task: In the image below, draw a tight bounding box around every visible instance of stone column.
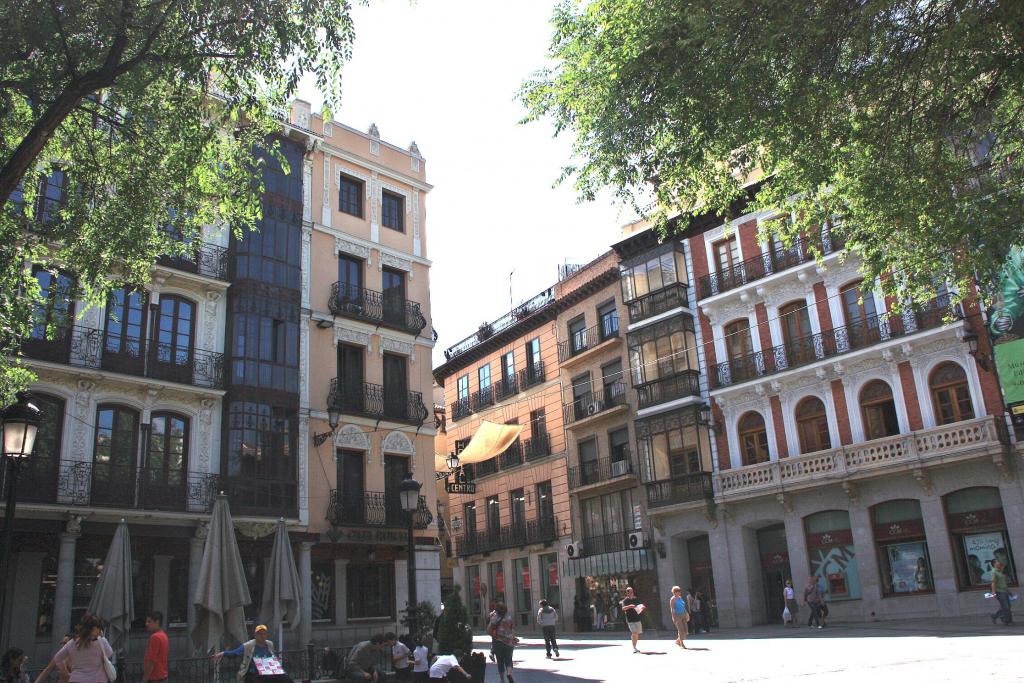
[52,519,82,651]
[334,559,349,628]
[298,542,313,647]
[848,502,881,620]
[152,555,173,621]
[920,495,958,616]
[188,523,209,634]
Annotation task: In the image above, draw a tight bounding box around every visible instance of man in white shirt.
[429,654,468,681]
[385,633,411,681]
[412,640,430,682]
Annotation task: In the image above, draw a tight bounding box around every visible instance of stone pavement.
[474,617,1023,682]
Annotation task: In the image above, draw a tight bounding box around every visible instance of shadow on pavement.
[673,617,1020,640]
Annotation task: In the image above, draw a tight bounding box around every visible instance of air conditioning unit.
[611,459,629,477]
[587,402,598,416]
[628,531,648,550]
[566,542,583,559]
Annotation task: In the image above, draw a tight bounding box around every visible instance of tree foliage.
[0,0,360,403]
[522,0,1024,303]
[434,584,473,657]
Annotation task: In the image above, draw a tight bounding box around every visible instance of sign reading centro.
[995,338,1024,404]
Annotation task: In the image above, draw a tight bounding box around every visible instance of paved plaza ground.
[476,617,1023,682]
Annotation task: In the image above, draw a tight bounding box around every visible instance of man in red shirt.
[143,611,169,682]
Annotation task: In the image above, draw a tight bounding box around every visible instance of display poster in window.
[806,531,860,600]
[884,541,932,593]
[522,567,531,591]
[495,571,505,594]
[963,532,1010,586]
[548,561,558,587]
[633,504,643,530]
[994,339,1024,403]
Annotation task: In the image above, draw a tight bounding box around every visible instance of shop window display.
[871,499,934,595]
[804,510,860,600]
[944,487,1016,590]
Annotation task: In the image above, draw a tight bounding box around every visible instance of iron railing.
[563,381,628,425]
[523,431,551,461]
[451,396,472,421]
[646,472,714,508]
[519,361,546,389]
[635,370,701,409]
[0,461,218,512]
[625,282,690,324]
[157,242,230,281]
[470,429,551,477]
[455,516,559,557]
[568,449,634,489]
[558,320,620,362]
[697,232,845,299]
[498,441,524,469]
[222,474,298,518]
[327,489,431,529]
[575,531,632,558]
[329,281,428,335]
[328,379,428,424]
[443,288,555,360]
[20,324,225,389]
[710,295,957,389]
[471,385,496,412]
[494,374,519,400]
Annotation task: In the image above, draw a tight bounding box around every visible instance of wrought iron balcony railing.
[20,324,226,389]
[0,461,218,512]
[645,472,714,508]
[709,295,957,389]
[443,288,555,361]
[697,232,845,300]
[625,282,690,324]
[451,397,472,421]
[523,431,551,461]
[494,375,519,400]
[222,474,298,518]
[635,370,701,409]
[574,531,632,558]
[157,242,229,281]
[328,379,429,425]
[558,320,620,362]
[563,381,628,426]
[329,282,428,336]
[326,489,431,529]
[455,516,559,557]
[471,386,496,412]
[519,362,546,389]
[498,440,524,469]
[568,449,635,489]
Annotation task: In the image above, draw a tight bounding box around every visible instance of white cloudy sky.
[297,0,635,367]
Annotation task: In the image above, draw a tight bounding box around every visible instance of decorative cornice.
[336,237,371,261]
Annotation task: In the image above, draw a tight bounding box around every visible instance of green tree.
[0,0,359,403]
[522,0,1024,304]
[434,584,473,657]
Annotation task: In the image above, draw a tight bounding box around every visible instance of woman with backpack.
[487,602,517,683]
[668,586,689,649]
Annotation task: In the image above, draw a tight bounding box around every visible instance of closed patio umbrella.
[258,518,302,649]
[87,518,134,655]
[192,493,251,652]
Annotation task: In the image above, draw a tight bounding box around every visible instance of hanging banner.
[548,561,559,587]
[994,339,1024,404]
[522,567,531,590]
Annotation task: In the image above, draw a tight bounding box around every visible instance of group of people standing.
[783,576,830,628]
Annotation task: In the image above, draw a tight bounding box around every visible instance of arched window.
[103,287,147,374]
[152,295,196,383]
[143,412,189,510]
[738,411,770,465]
[930,362,975,425]
[859,380,900,440]
[796,397,831,454]
[840,281,881,349]
[20,393,64,503]
[943,487,1016,590]
[804,510,860,599]
[724,319,754,362]
[92,405,140,506]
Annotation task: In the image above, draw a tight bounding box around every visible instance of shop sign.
[446,482,477,494]
[873,519,925,541]
[948,507,1006,533]
[522,567,531,590]
[994,339,1024,403]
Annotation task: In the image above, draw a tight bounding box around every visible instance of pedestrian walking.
[428,653,468,681]
[1,648,30,683]
[385,632,411,681]
[685,588,697,634]
[668,586,689,649]
[412,637,430,683]
[804,576,824,629]
[142,611,168,682]
[620,586,645,653]
[782,579,799,627]
[41,614,114,683]
[537,599,560,658]
[991,559,1014,625]
[31,634,72,683]
[212,624,294,682]
[817,576,830,627]
[594,592,606,630]
[697,591,712,632]
[487,602,517,683]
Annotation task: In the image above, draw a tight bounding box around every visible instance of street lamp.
[312,405,342,447]
[0,394,41,647]
[400,472,423,638]
[445,452,460,472]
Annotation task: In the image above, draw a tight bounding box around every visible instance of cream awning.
[453,421,525,464]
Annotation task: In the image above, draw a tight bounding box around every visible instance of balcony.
[471,386,496,412]
[326,490,431,529]
[20,324,226,390]
[697,233,845,300]
[519,362,546,390]
[455,516,559,557]
[557,321,620,364]
[635,370,701,410]
[494,375,519,400]
[523,431,551,461]
[223,474,298,518]
[328,379,429,425]
[625,282,690,324]
[443,288,555,361]
[709,296,957,390]
[498,441,524,469]
[568,449,635,489]
[328,282,428,336]
[563,381,628,427]
[646,472,714,509]
[715,416,1007,503]
[574,531,631,558]
[451,397,472,421]
[1,462,218,512]
[156,242,229,281]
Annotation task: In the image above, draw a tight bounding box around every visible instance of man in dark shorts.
[620,587,644,653]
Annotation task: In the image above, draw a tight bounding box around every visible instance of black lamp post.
[445,452,460,472]
[0,394,41,647]
[399,472,423,637]
[312,405,342,447]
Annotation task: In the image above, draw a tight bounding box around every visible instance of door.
[337,254,364,312]
[92,406,139,507]
[510,489,527,542]
[103,288,147,374]
[382,267,406,327]
[337,449,366,525]
[383,353,408,419]
[757,524,791,624]
[779,301,813,366]
[336,344,365,413]
[153,295,195,383]
[384,454,409,526]
[840,281,881,349]
[143,412,188,510]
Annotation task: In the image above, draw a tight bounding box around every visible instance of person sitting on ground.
[212,624,293,683]
[344,634,385,682]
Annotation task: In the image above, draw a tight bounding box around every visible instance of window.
[93,405,140,505]
[486,495,501,535]
[738,411,770,465]
[37,167,67,225]
[804,510,861,600]
[336,344,365,412]
[571,372,593,420]
[840,281,878,327]
[578,439,598,485]
[144,412,189,505]
[713,236,740,275]
[510,489,526,529]
[465,565,483,623]
[224,402,297,515]
[780,301,813,364]
[229,308,300,392]
[619,244,688,301]
[512,556,532,625]
[628,316,698,385]
[795,397,831,454]
[601,360,624,406]
[944,487,1016,590]
[338,174,364,217]
[872,500,933,595]
[383,353,408,419]
[724,319,754,361]
[478,364,492,393]
[930,362,975,425]
[635,407,710,482]
[30,267,75,341]
[526,338,541,371]
[337,254,363,304]
[609,428,630,463]
[569,316,587,354]
[502,351,515,381]
[488,561,506,605]
[598,301,619,340]
[154,295,196,377]
[457,375,470,401]
[311,561,335,622]
[535,480,553,520]
[463,502,477,533]
[382,267,406,326]
[347,563,394,618]
[859,380,899,440]
[538,552,560,611]
[104,288,146,363]
[19,394,63,502]
[382,190,404,231]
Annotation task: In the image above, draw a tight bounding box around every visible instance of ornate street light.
[400,473,423,638]
[445,451,460,472]
[312,405,342,447]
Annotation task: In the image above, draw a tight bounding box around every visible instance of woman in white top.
[783,579,799,627]
[48,615,114,683]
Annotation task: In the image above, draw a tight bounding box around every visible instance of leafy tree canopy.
[522,0,1024,304]
[0,0,359,403]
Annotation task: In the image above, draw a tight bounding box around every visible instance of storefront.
[804,510,860,600]
[871,499,934,595]
[756,524,791,623]
[565,547,659,632]
[943,487,1017,589]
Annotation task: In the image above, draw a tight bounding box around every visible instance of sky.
[297,0,636,367]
